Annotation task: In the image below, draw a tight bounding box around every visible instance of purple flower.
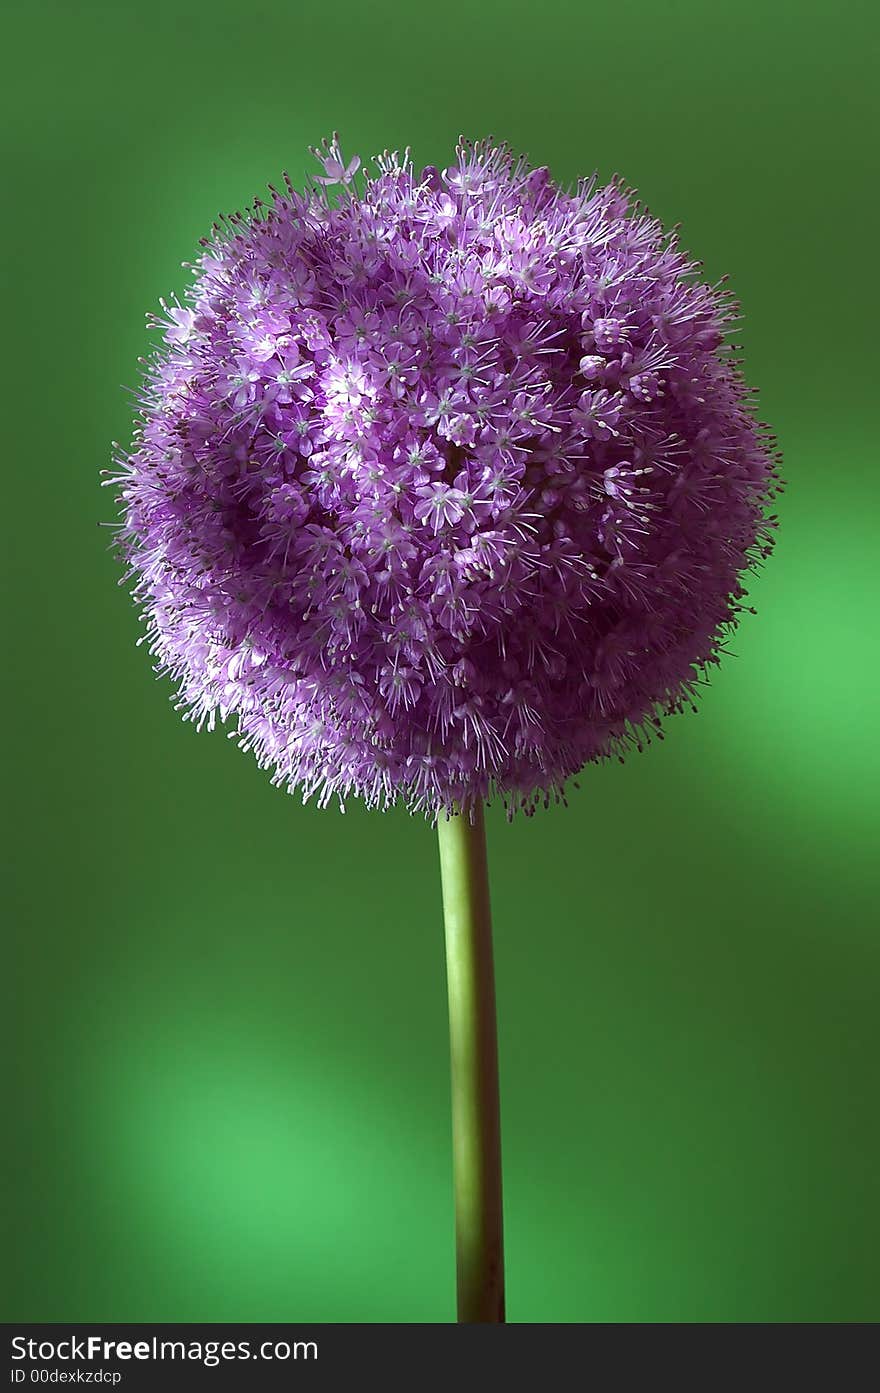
[110,137,780,816]
[160,301,195,345]
[282,401,318,456]
[414,483,469,533]
[310,132,361,187]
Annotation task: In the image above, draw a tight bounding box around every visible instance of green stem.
[437,802,505,1323]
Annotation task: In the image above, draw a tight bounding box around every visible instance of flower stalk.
[437,803,505,1323]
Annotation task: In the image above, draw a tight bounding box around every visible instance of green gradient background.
[3,0,878,1322]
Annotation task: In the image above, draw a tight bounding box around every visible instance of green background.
[3,0,878,1322]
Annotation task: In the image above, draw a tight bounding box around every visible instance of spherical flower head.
[110,135,781,816]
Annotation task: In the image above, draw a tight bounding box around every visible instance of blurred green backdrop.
[2,0,878,1323]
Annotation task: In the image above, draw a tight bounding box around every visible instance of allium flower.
[109,134,783,1324]
[110,135,780,816]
